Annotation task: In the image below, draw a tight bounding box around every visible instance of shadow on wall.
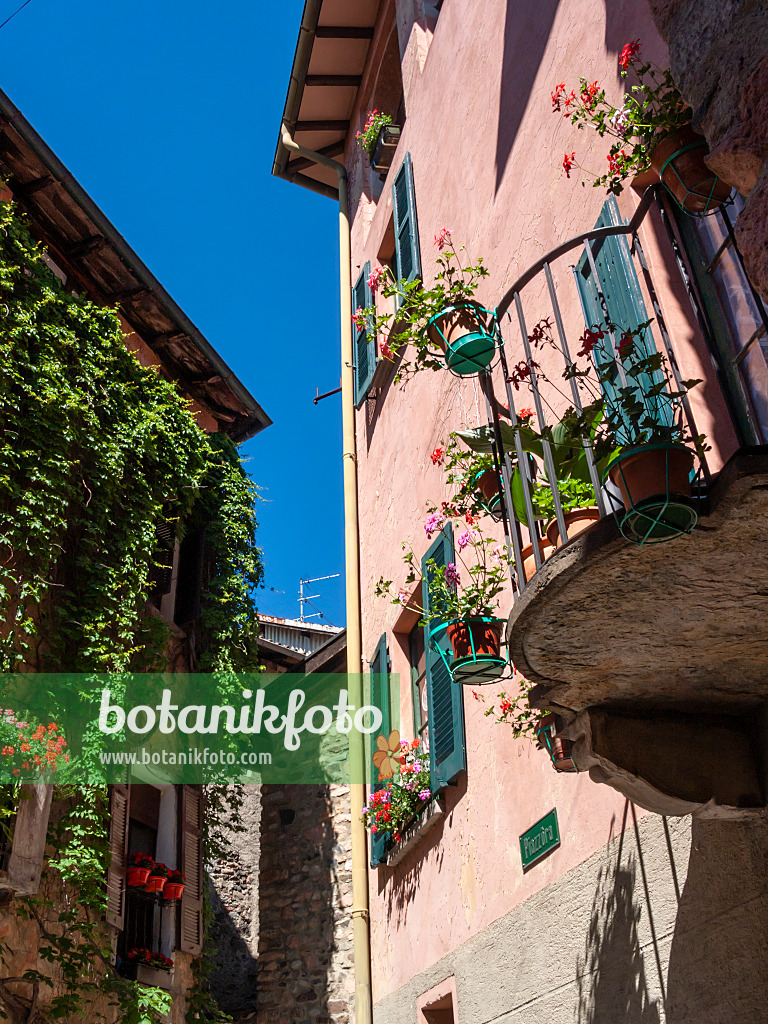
[665,816,768,1024]
[257,784,353,1024]
[495,0,640,194]
[208,880,259,1021]
[575,803,662,1024]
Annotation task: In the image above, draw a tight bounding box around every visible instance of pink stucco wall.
[345,0,740,1003]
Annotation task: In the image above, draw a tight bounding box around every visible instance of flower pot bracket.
[536,716,578,773]
[659,139,729,216]
[604,443,699,545]
[426,303,500,377]
[429,617,508,686]
[371,124,401,173]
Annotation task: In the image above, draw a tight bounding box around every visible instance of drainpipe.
[280,125,373,1024]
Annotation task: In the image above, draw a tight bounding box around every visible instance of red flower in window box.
[145,861,170,894]
[164,871,186,900]
[127,852,155,887]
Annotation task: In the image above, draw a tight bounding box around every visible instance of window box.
[371,125,401,175]
[137,963,174,991]
[380,795,445,868]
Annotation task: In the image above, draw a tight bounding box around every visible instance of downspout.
[280,125,373,1024]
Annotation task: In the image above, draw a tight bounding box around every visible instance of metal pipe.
[544,262,606,516]
[497,312,542,583]
[515,292,568,544]
[280,125,373,1024]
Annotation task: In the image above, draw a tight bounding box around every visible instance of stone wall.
[257,783,355,1024]
[208,785,261,1021]
[648,0,768,298]
[373,808,768,1024]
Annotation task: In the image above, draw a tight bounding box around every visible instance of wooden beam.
[65,235,107,259]
[305,74,362,87]
[110,285,150,305]
[287,140,345,174]
[17,174,55,196]
[315,26,374,39]
[295,120,349,132]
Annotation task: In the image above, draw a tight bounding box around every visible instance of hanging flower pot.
[474,469,500,502]
[370,124,401,175]
[430,617,507,685]
[163,882,186,900]
[144,875,167,895]
[446,618,503,660]
[426,301,497,376]
[604,443,697,544]
[536,714,578,773]
[650,125,731,214]
[545,507,601,547]
[127,866,152,887]
[521,539,556,582]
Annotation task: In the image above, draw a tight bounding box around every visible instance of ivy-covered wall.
[0,197,263,1023]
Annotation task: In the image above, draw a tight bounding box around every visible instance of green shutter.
[369,633,390,867]
[422,524,466,791]
[392,153,422,286]
[353,261,376,407]
[576,197,672,438]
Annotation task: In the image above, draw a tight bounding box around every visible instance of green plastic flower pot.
[426,302,497,377]
[429,617,508,685]
[603,443,697,544]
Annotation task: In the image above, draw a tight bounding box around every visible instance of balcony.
[473,187,768,816]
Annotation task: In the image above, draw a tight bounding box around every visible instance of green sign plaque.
[519,808,560,871]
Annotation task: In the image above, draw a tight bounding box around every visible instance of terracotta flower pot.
[426,301,496,376]
[520,539,556,582]
[650,125,730,214]
[607,445,693,512]
[144,875,167,895]
[446,619,502,660]
[126,866,151,887]
[163,882,185,900]
[550,737,577,773]
[545,507,601,547]
[475,469,500,502]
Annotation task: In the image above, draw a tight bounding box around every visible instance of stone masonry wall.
[648,0,768,299]
[257,783,354,1024]
[208,785,261,1022]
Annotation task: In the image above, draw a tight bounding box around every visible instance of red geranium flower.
[619,39,641,72]
[562,151,576,178]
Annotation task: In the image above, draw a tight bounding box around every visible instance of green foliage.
[0,198,262,1022]
[354,109,393,154]
[4,789,170,1024]
[553,41,693,194]
[358,234,491,382]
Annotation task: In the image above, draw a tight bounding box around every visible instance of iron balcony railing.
[475,185,753,596]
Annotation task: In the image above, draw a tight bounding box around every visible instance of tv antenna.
[299,573,341,622]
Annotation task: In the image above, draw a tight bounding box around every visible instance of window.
[673,194,768,443]
[368,634,391,866]
[409,625,429,752]
[392,153,422,289]
[353,262,375,407]
[575,197,671,440]
[107,784,203,965]
[421,523,466,790]
[417,976,459,1024]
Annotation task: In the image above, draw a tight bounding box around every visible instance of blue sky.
[0,0,347,626]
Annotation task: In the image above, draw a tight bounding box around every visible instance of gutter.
[0,86,271,441]
[280,123,373,1024]
[272,0,324,184]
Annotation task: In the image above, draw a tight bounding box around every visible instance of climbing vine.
[0,197,262,1021]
